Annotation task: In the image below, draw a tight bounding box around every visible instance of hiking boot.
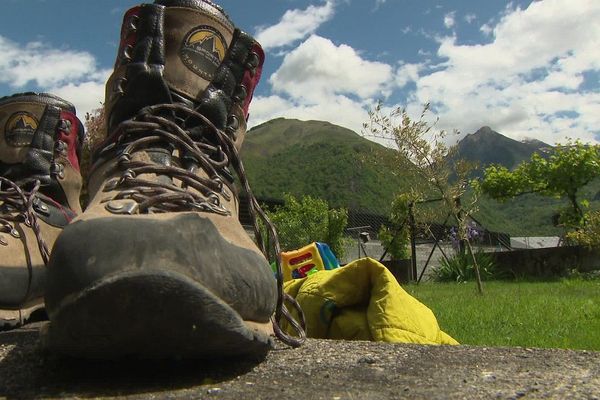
[43,0,304,358]
[0,92,84,330]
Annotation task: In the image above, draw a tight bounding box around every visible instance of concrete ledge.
[1,324,599,399]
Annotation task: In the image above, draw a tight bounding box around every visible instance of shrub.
[431,250,501,283]
[566,210,600,249]
[266,194,350,259]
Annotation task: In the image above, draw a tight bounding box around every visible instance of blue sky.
[1,0,598,144]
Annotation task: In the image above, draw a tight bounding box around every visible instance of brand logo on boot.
[4,112,38,147]
[180,26,227,81]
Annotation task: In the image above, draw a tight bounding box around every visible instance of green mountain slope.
[241,118,598,236]
[242,118,415,213]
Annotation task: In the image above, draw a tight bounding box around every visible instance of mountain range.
[242,118,597,236]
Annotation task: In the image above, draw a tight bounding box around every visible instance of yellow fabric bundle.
[283,257,458,345]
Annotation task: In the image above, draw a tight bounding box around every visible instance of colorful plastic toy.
[280,242,340,281]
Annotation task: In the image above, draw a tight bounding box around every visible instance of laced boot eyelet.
[106,200,139,215]
[51,163,65,179]
[103,178,120,192]
[212,177,224,192]
[118,153,132,165]
[55,140,68,156]
[128,15,139,33]
[245,51,260,72]
[122,45,134,63]
[233,85,247,103]
[226,115,239,137]
[208,193,220,206]
[58,119,72,133]
[114,77,128,95]
[121,169,136,182]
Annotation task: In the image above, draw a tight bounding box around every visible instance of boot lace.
[0,177,50,265]
[94,103,306,347]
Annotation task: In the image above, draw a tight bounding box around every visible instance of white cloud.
[249,0,600,147]
[0,35,107,118]
[0,37,97,88]
[248,34,394,133]
[374,0,386,11]
[396,63,422,88]
[48,76,110,118]
[464,13,477,24]
[269,35,394,104]
[249,94,371,134]
[255,1,336,50]
[411,0,600,144]
[480,23,493,36]
[444,11,456,29]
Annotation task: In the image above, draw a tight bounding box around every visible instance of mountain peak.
[455,126,547,171]
[474,126,494,135]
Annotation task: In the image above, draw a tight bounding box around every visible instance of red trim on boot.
[241,42,265,118]
[115,6,141,68]
[58,111,82,172]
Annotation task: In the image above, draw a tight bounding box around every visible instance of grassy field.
[404,279,600,351]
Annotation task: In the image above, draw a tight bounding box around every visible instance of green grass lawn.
[404,279,600,351]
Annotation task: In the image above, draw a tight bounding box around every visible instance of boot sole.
[40,270,273,359]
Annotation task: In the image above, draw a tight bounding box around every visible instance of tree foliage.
[480,140,600,228]
[379,193,411,260]
[567,210,600,249]
[363,102,484,293]
[79,105,106,207]
[266,194,350,259]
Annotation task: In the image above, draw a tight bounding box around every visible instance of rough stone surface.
[1,323,599,399]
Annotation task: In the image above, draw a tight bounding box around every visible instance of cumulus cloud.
[251,0,600,146]
[248,34,395,132]
[0,37,96,88]
[0,35,107,117]
[464,13,477,24]
[374,0,386,11]
[444,11,456,29]
[413,0,600,144]
[255,1,336,50]
[396,63,422,88]
[480,23,493,36]
[269,35,394,103]
[250,94,371,134]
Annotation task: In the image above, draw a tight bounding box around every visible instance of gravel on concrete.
[1,323,599,399]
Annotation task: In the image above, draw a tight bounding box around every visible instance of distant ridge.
[454,126,551,170]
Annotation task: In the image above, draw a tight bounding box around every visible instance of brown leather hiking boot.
[0,92,84,330]
[43,0,304,358]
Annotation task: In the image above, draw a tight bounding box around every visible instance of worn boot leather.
[43,0,303,358]
[0,92,83,330]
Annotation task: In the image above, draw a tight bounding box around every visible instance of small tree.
[379,193,411,260]
[480,140,600,231]
[266,194,350,259]
[363,102,484,294]
[82,105,107,173]
[567,210,600,249]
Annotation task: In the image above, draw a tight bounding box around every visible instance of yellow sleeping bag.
[283,257,458,345]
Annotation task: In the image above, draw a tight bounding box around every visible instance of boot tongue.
[105,1,263,158]
[0,101,45,166]
[159,0,235,105]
